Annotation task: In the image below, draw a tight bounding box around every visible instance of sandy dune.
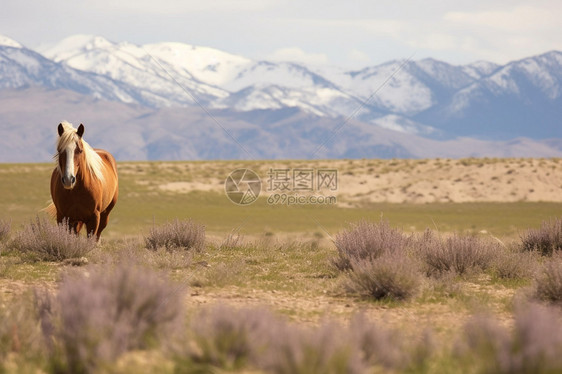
[138,158,562,205]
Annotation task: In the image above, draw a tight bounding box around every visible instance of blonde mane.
[55,121,105,183]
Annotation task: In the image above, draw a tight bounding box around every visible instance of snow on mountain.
[462,61,500,79]
[40,35,231,107]
[327,58,481,118]
[0,35,22,48]
[371,114,438,136]
[41,35,360,117]
[143,42,251,87]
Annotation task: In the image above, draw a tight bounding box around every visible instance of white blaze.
[63,142,76,186]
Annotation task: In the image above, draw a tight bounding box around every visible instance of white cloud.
[266,47,330,65]
[101,0,280,15]
[2,0,562,67]
[445,5,559,32]
[347,49,372,67]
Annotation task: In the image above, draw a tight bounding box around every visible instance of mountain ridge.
[0,34,561,161]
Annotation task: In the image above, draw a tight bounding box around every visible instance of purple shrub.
[416,230,497,276]
[521,217,562,255]
[491,250,537,280]
[333,220,409,270]
[534,255,562,303]
[145,219,205,251]
[345,251,421,300]
[184,305,276,370]
[0,293,44,364]
[0,220,10,244]
[457,303,562,373]
[10,216,96,261]
[257,320,364,374]
[178,305,365,374]
[36,262,185,373]
[349,313,433,371]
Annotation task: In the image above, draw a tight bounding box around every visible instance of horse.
[47,121,118,241]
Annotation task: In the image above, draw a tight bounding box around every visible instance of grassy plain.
[1,160,560,240]
[1,158,562,372]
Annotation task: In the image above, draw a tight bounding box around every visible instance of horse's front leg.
[67,220,82,234]
[57,213,79,234]
[85,212,101,241]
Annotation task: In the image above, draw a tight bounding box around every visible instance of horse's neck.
[77,157,97,186]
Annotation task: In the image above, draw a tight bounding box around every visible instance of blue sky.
[2,0,561,68]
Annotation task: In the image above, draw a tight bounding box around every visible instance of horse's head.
[56,122,85,189]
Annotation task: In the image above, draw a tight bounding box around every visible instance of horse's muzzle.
[62,175,76,189]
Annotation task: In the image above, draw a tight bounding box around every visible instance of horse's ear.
[58,123,64,137]
[77,124,84,138]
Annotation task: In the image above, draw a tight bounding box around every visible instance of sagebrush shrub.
[534,255,562,303]
[183,305,277,370]
[36,262,185,373]
[11,217,96,261]
[0,220,10,243]
[258,320,364,374]
[521,218,562,255]
[219,230,245,249]
[0,293,44,364]
[492,249,537,279]
[457,303,562,373]
[416,230,497,276]
[145,219,205,251]
[176,305,433,374]
[345,251,421,300]
[350,313,432,371]
[333,221,409,270]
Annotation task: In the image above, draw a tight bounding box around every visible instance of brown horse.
[48,121,118,241]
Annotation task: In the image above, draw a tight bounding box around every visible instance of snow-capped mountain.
[414,51,562,139]
[40,35,361,117]
[0,36,142,103]
[0,33,561,161]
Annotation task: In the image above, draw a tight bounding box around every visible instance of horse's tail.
[42,201,57,220]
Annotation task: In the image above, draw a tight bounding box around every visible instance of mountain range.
[0,34,561,161]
